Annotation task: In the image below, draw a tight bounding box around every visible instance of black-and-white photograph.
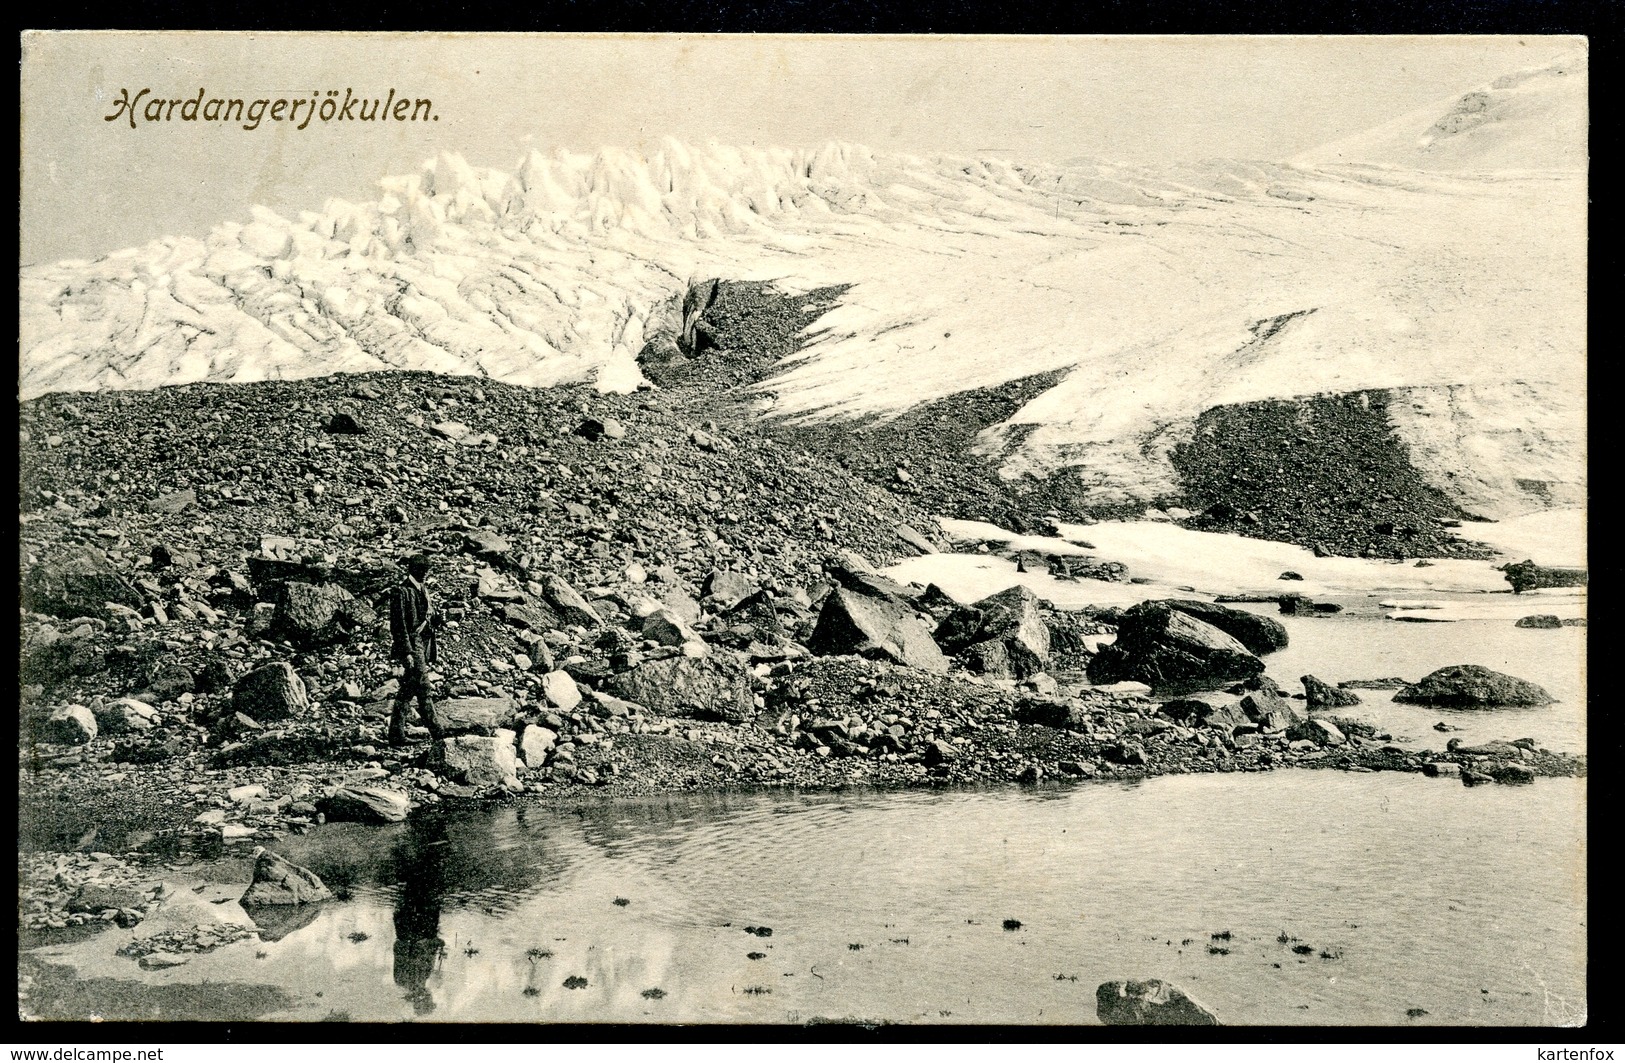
[18,32,1587,1027]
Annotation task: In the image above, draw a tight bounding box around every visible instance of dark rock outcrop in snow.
[1394,665,1555,707]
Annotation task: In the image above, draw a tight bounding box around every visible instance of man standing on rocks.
[389,554,445,749]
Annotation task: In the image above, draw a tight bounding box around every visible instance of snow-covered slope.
[1294,49,1587,171]
[19,55,1585,519]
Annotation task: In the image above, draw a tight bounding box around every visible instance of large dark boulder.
[269,581,375,648]
[1097,979,1220,1025]
[1502,560,1587,594]
[231,663,310,722]
[1302,674,1361,708]
[935,585,1051,679]
[606,654,756,723]
[1088,602,1264,694]
[808,587,949,673]
[1394,665,1555,707]
[1164,599,1288,655]
[21,550,145,620]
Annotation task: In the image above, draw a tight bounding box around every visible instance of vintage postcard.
[18,32,1587,1027]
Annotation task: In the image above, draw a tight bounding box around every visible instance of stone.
[1515,614,1563,629]
[1194,700,1251,733]
[542,574,601,627]
[1502,560,1587,594]
[935,585,1051,679]
[540,670,582,711]
[323,412,366,434]
[231,663,309,722]
[1097,979,1220,1026]
[922,738,958,766]
[1241,691,1305,734]
[607,654,756,724]
[93,697,159,735]
[519,725,558,770]
[463,528,512,557]
[1302,674,1361,708]
[22,550,145,620]
[269,581,375,648]
[1163,599,1288,655]
[431,421,471,442]
[143,663,196,702]
[440,731,520,789]
[147,489,198,515]
[239,848,333,906]
[574,417,625,441]
[807,587,949,673]
[318,785,410,824]
[701,569,758,610]
[68,884,146,913]
[138,953,191,970]
[895,523,939,555]
[1422,761,1461,778]
[1088,602,1264,694]
[1394,665,1555,708]
[641,607,700,647]
[1288,718,1346,746]
[1488,762,1537,785]
[476,568,523,602]
[431,697,515,737]
[42,705,98,745]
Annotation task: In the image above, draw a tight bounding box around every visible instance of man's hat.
[402,553,432,575]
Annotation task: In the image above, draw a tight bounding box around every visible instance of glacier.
[19,53,1586,518]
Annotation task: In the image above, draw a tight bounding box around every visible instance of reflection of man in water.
[391,815,450,1016]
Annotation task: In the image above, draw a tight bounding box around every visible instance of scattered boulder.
[1096,979,1220,1026]
[1515,615,1563,629]
[318,785,410,824]
[323,412,366,435]
[231,663,310,722]
[1488,762,1536,785]
[1394,665,1555,708]
[93,697,159,735]
[701,569,758,609]
[431,697,515,737]
[1088,602,1264,694]
[1302,674,1361,708]
[539,670,582,711]
[574,417,626,441]
[1278,595,1342,615]
[519,725,558,770]
[1422,761,1461,778]
[1241,691,1305,734]
[1164,600,1288,655]
[41,705,98,745]
[240,848,333,906]
[269,581,375,647]
[21,550,145,620]
[935,585,1051,679]
[1287,718,1347,746]
[540,574,601,627]
[440,730,520,789]
[1502,560,1587,594]
[606,654,755,723]
[68,883,146,913]
[641,607,701,648]
[807,587,949,673]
